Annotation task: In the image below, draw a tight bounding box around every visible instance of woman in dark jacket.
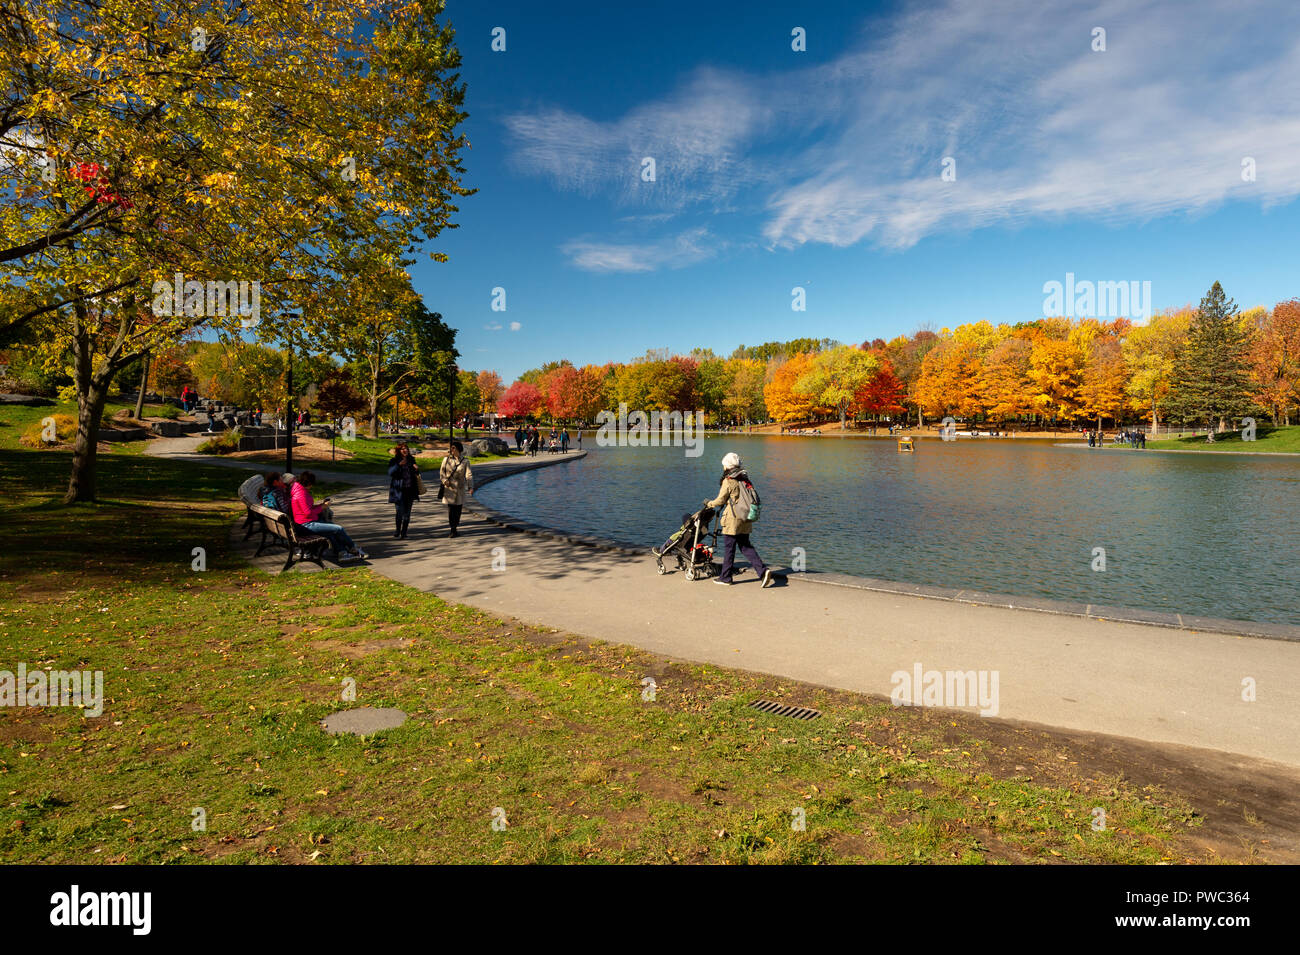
[387,442,421,539]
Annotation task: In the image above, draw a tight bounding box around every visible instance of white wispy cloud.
[561,227,719,273]
[503,68,770,210]
[504,0,1300,253]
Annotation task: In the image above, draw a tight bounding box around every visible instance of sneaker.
[761,569,774,588]
[713,578,732,586]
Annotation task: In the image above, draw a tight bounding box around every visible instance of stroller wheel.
[656,560,666,575]
[684,566,696,581]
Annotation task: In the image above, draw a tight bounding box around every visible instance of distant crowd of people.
[1087,429,1146,448]
[513,425,578,456]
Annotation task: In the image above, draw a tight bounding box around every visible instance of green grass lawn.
[2,444,1266,864]
[1147,424,1300,453]
[0,397,180,454]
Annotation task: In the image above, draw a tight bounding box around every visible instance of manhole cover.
[749,699,821,721]
[321,707,407,735]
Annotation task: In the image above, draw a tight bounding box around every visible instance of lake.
[476,435,1300,626]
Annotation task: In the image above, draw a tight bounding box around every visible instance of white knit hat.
[721,452,741,469]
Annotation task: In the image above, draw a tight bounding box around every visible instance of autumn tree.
[645,356,698,411]
[855,359,909,420]
[763,352,820,424]
[2,0,471,501]
[976,337,1034,426]
[316,367,364,421]
[151,348,197,397]
[1250,300,1300,425]
[913,335,983,421]
[1028,321,1090,424]
[498,380,543,420]
[1078,334,1129,429]
[692,353,729,422]
[476,370,504,414]
[324,290,457,437]
[794,345,878,429]
[722,358,767,424]
[544,365,585,423]
[1123,309,1191,433]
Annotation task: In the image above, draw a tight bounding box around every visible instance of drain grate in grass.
[749,699,821,721]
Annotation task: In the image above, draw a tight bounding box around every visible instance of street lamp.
[282,311,301,473]
[447,362,458,448]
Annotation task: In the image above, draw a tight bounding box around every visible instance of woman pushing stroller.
[704,452,774,588]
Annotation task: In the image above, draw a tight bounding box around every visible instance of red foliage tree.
[498,380,543,419]
[544,365,583,422]
[854,359,908,416]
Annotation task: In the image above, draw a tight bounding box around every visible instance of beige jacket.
[439,455,474,506]
[707,472,753,536]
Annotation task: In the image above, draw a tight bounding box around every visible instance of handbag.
[415,473,426,496]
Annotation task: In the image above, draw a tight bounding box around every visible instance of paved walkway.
[163,436,1300,768]
[262,466,1300,768]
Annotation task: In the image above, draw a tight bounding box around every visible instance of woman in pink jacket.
[290,471,366,562]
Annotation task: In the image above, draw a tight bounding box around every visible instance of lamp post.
[447,362,458,449]
[282,312,301,474]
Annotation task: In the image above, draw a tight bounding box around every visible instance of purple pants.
[718,533,766,583]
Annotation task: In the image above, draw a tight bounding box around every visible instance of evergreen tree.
[1164,282,1254,434]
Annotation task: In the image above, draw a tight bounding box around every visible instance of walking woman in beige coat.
[438,439,474,538]
[704,451,774,587]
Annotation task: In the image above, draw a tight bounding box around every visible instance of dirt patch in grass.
[0,716,57,744]
[309,637,416,660]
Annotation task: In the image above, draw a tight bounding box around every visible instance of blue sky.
[425,0,1300,381]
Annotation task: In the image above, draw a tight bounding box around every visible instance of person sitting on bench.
[260,471,290,513]
[290,471,366,562]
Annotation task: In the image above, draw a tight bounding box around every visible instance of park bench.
[238,474,266,540]
[237,474,329,571]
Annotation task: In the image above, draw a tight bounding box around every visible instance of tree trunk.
[67,377,112,503]
[368,374,380,438]
[133,352,151,419]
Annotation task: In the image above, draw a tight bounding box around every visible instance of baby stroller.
[652,505,720,580]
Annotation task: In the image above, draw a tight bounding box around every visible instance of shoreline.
[468,457,1300,644]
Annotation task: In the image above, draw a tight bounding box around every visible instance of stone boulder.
[468,436,511,457]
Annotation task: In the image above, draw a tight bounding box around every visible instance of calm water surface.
[477,436,1300,626]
